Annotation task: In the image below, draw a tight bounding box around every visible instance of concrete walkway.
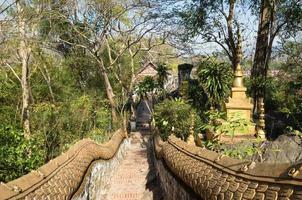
[103,131,161,200]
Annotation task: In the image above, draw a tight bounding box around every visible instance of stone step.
[104,131,162,200]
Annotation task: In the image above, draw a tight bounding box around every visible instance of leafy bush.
[200,110,251,152]
[31,96,111,161]
[0,125,45,182]
[220,141,260,160]
[0,56,113,182]
[154,98,201,141]
[135,76,157,97]
[201,110,250,138]
[197,58,233,107]
[198,110,260,161]
[244,61,302,134]
[187,79,209,113]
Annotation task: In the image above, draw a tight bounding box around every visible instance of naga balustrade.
[3,128,302,200]
[0,129,127,200]
[153,134,302,200]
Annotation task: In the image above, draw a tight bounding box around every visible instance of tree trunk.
[121,88,128,134]
[40,64,55,103]
[128,49,137,119]
[99,60,118,124]
[251,0,273,114]
[17,1,31,139]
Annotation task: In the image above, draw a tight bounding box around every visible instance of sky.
[1,0,300,61]
[179,1,259,58]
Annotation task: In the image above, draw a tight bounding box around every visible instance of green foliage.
[31,96,111,160]
[175,1,220,40]
[156,63,170,89]
[202,110,250,137]
[0,70,21,125]
[0,49,112,181]
[221,142,259,160]
[187,79,209,112]
[154,98,201,141]
[200,111,260,160]
[0,0,172,184]
[219,115,251,138]
[245,41,302,116]
[274,42,302,114]
[0,125,45,182]
[135,76,157,97]
[202,137,262,160]
[197,58,233,107]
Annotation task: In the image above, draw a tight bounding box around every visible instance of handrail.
[154,135,302,199]
[0,129,126,200]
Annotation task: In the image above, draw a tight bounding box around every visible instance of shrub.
[0,125,45,182]
[31,96,111,161]
[220,141,260,160]
[135,76,157,97]
[187,79,208,112]
[201,110,250,138]
[154,98,200,141]
[197,58,233,107]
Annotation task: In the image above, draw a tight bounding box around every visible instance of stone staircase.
[103,131,162,200]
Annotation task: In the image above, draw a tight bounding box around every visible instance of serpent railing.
[0,129,127,200]
[153,134,302,200]
[2,128,302,200]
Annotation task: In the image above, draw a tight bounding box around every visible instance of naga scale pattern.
[154,135,302,200]
[0,130,126,200]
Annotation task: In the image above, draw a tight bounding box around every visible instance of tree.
[17,1,31,138]
[251,0,302,113]
[149,0,245,71]
[135,76,157,98]
[0,0,172,181]
[1,0,51,138]
[135,76,157,116]
[43,0,163,125]
[274,41,302,114]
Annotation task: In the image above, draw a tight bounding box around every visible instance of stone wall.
[152,136,200,200]
[150,136,200,200]
[0,130,126,200]
[72,139,130,200]
[154,156,200,200]
[154,134,302,200]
